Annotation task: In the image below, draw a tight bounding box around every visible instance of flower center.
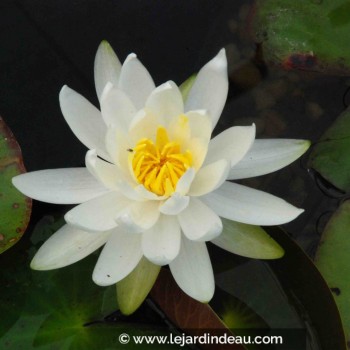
[131,126,192,196]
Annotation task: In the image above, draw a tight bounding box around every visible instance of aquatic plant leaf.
[268,226,346,349]
[0,218,178,350]
[0,117,31,253]
[253,0,350,75]
[211,226,346,349]
[315,200,350,345]
[308,106,350,192]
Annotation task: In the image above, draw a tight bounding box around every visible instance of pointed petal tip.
[100,81,114,101]
[218,48,226,59]
[98,40,113,50]
[29,259,40,270]
[30,255,58,271]
[158,81,176,91]
[11,174,20,188]
[60,84,68,93]
[302,139,311,151]
[210,48,227,71]
[280,206,304,225]
[59,85,71,100]
[124,53,137,63]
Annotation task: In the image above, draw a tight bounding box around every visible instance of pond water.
[0,1,348,349]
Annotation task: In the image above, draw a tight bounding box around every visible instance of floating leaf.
[308,106,350,192]
[211,226,346,350]
[252,0,350,75]
[0,117,32,253]
[268,227,346,349]
[315,200,350,346]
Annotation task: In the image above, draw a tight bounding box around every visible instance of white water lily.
[13,41,310,305]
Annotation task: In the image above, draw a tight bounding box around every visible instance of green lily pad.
[0,117,32,254]
[315,200,350,346]
[211,226,346,350]
[253,0,350,75]
[308,106,350,192]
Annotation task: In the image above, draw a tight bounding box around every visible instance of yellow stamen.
[131,126,193,196]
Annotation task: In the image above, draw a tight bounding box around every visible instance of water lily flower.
[13,41,310,307]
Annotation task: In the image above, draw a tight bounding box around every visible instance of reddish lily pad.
[252,0,350,75]
[0,117,32,253]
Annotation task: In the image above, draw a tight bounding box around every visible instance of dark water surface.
[0,1,348,349]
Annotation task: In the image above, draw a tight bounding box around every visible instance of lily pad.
[315,200,350,346]
[211,226,346,350]
[308,106,350,192]
[252,0,350,75]
[0,116,32,253]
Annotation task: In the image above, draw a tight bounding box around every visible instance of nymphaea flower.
[13,41,310,311]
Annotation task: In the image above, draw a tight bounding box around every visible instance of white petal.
[228,139,311,180]
[65,191,131,232]
[31,224,110,270]
[85,149,138,197]
[129,109,160,143]
[85,149,120,189]
[133,185,166,201]
[118,53,155,109]
[12,168,108,204]
[100,86,136,130]
[167,110,212,145]
[92,228,143,286]
[184,137,209,170]
[59,86,110,161]
[186,110,212,142]
[105,126,133,169]
[204,124,256,167]
[142,215,181,265]
[94,40,122,102]
[117,200,160,233]
[189,159,229,196]
[159,193,189,215]
[185,49,228,130]
[175,168,195,195]
[202,181,304,225]
[169,237,214,302]
[145,81,184,123]
[178,198,222,241]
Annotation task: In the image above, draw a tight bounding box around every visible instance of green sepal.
[117,257,160,315]
[212,218,284,259]
[179,74,197,102]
